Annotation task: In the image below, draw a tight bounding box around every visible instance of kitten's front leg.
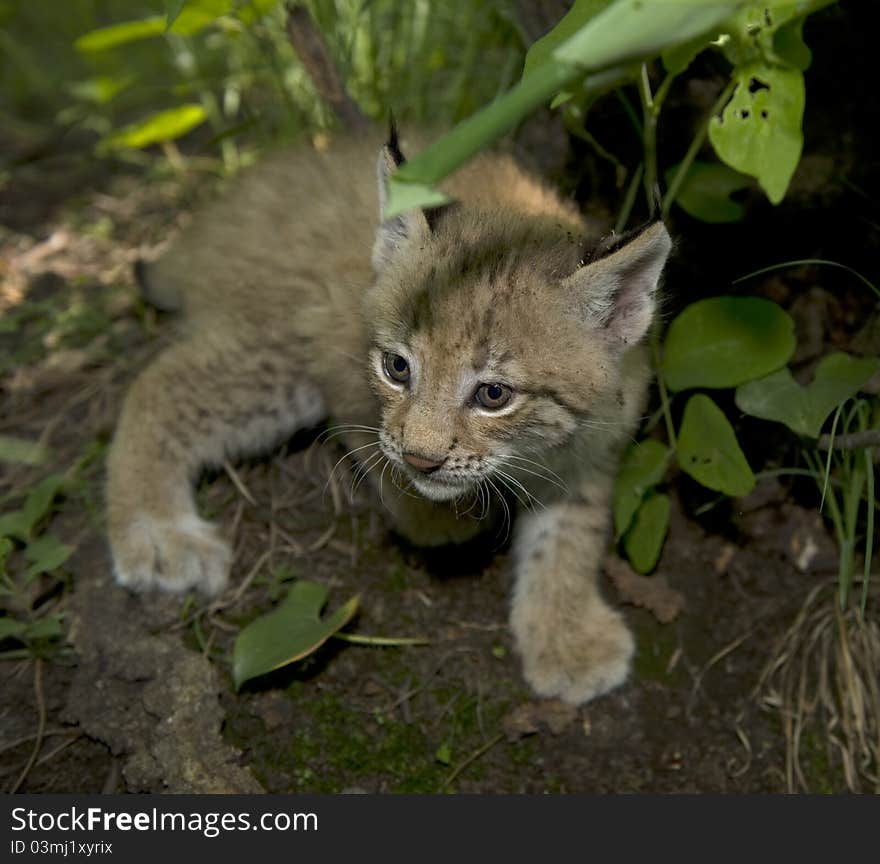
[510,477,634,705]
[108,334,324,594]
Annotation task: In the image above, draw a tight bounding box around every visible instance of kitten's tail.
[133,258,184,312]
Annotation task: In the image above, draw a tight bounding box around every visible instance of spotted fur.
[107,130,671,704]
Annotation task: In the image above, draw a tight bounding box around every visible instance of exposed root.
[7,658,46,793]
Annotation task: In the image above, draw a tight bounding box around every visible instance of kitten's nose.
[403,452,447,474]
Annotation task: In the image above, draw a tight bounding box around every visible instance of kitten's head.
[365,137,672,503]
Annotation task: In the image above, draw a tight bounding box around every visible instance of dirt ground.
[2,30,878,792]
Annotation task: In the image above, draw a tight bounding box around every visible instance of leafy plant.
[0,474,73,660]
[613,285,879,578]
[384,0,836,218]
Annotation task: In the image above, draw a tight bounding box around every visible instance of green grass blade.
[733,258,880,300]
[820,402,843,513]
[862,447,875,617]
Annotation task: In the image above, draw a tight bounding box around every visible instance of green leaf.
[389,0,738,212]
[435,741,453,766]
[165,0,188,29]
[0,512,28,542]
[677,394,755,497]
[735,353,880,438]
[708,63,805,204]
[720,0,834,68]
[233,582,359,689]
[553,0,738,71]
[0,435,48,466]
[22,474,66,539]
[102,105,208,150]
[662,31,714,76]
[663,296,795,391]
[68,76,132,105]
[75,2,234,52]
[75,17,166,52]
[664,160,751,223]
[168,0,233,34]
[523,0,612,78]
[23,616,64,642]
[0,617,27,641]
[24,535,74,583]
[772,16,812,71]
[383,182,452,221]
[614,439,670,538]
[623,492,670,574]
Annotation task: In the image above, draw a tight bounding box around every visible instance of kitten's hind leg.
[107,333,324,594]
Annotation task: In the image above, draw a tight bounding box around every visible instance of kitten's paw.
[111,514,231,595]
[512,603,634,705]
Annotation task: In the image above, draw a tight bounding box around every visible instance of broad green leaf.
[772,16,812,71]
[0,618,27,641]
[383,182,452,222]
[663,296,795,391]
[614,439,670,538]
[23,616,64,642]
[24,535,74,583]
[735,353,880,438]
[623,492,670,574]
[523,0,612,77]
[709,63,805,204]
[662,31,715,76]
[22,474,66,539]
[553,0,738,71]
[102,105,208,150]
[0,435,48,466]
[233,581,359,689]
[720,0,835,68]
[664,160,751,223]
[677,394,755,496]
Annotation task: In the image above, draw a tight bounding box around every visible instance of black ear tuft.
[386,112,405,168]
[590,218,665,264]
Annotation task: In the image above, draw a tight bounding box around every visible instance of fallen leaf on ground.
[604,555,684,623]
[502,699,578,741]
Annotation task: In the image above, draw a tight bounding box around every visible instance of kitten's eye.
[475,383,513,410]
[383,352,411,384]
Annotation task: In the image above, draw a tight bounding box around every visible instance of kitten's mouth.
[407,470,474,503]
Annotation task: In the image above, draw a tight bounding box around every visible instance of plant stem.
[637,64,659,212]
[662,78,735,220]
[615,161,643,233]
[651,328,677,450]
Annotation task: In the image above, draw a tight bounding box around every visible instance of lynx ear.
[372,130,432,273]
[563,222,672,347]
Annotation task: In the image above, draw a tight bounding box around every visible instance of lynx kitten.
[107,129,671,705]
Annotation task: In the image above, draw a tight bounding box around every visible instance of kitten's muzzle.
[403,452,447,474]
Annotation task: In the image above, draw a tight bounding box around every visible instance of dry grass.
[750,579,880,793]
